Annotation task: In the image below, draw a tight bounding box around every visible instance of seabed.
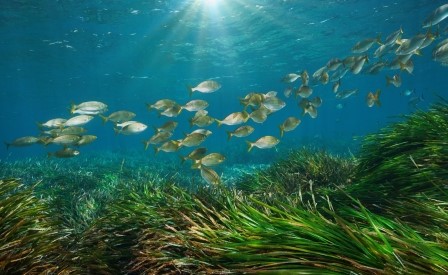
[1,101,447,274]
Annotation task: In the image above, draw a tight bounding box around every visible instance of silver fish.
[422,4,448,28]
[247,136,279,152]
[335,89,359,99]
[189,80,221,96]
[48,147,80,158]
[5,136,43,150]
[64,115,94,127]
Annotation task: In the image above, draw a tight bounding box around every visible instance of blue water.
[1,0,447,167]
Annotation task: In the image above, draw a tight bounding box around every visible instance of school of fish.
[5,4,448,185]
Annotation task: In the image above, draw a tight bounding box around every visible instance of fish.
[226,125,254,141]
[189,110,215,127]
[384,28,403,46]
[76,135,97,146]
[179,133,207,147]
[283,86,293,98]
[70,101,108,115]
[48,147,80,158]
[262,95,286,112]
[100,111,136,123]
[386,74,402,87]
[366,89,381,107]
[352,36,381,53]
[281,73,301,83]
[240,92,264,108]
[300,70,309,86]
[71,108,106,115]
[200,166,221,185]
[295,85,313,98]
[326,58,343,71]
[188,80,221,96]
[196,153,226,168]
[5,136,43,150]
[395,34,426,55]
[432,38,448,63]
[336,103,344,110]
[115,121,138,129]
[373,44,392,58]
[246,136,280,152]
[190,129,213,137]
[181,99,209,112]
[147,99,177,111]
[49,134,82,146]
[399,59,414,74]
[312,66,327,79]
[114,122,147,135]
[343,56,358,68]
[310,96,323,108]
[179,147,207,164]
[365,61,387,75]
[330,66,349,82]
[216,111,250,127]
[154,121,178,133]
[319,72,329,85]
[279,117,301,137]
[249,106,271,123]
[143,131,172,149]
[298,98,318,118]
[388,54,413,70]
[37,118,67,129]
[64,115,94,127]
[332,79,341,93]
[154,140,181,155]
[350,55,369,74]
[335,89,359,99]
[401,89,415,97]
[42,126,87,137]
[419,30,437,50]
[422,4,448,28]
[159,104,182,118]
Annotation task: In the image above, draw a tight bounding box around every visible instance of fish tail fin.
[47,152,53,158]
[36,122,44,130]
[226,131,232,141]
[376,33,382,45]
[153,145,159,155]
[187,85,194,97]
[145,103,153,111]
[43,139,52,146]
[188,119,194,128]
[179,155,186,165]
[4,142,10,150]
[414,49,422,56]
[215,119,222,128]
[279,125,285,138]
[99,114,108,124]
[70,102,76,114]
[191,161,201,170]
[376,89,382,107]
[113,128,120,135]
[143,140,150,151]
[246,141,254,152]
[398,62,409,73]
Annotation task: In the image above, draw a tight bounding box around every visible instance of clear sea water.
[1,0,447,175]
